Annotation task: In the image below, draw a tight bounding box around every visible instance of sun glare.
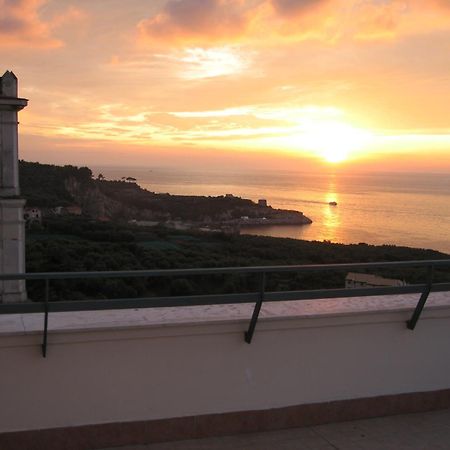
[299,120,373,163]
[322,147,348,163]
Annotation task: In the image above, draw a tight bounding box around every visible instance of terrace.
[105,408,450,449]
[1,259,450,450]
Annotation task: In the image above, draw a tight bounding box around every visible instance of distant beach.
[95,167,450,255]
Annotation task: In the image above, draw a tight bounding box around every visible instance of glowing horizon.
[1,0,450,172]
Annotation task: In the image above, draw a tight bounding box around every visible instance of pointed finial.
[1,71,18,97]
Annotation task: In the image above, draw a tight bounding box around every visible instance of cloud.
[51,6,88,30]
[348,1,409,41]
[137,0,450,48]
[136,0,393,46]
[0,0,62,48]
[431,0,450,9]
[268,0,413,43]
[138,0,256,45]
[137,0,341,46]
[269,0,450,43]
[270,0,329,16]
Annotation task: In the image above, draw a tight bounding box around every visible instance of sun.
[321,147,349,163]
[300,120,373,163]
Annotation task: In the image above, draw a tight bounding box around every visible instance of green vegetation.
[20,160,92,207]
[26,216,450,302]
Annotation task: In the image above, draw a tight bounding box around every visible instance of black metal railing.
[1,259,450,357]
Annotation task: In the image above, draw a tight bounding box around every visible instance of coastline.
[22,162,450,255]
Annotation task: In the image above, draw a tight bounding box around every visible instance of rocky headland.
[20,161,312,232]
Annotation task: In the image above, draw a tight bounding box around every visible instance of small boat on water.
[328,201,338,206]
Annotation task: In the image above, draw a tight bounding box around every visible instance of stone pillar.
[0,71,28,302]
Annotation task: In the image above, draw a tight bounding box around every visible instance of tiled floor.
[105,408,450,450]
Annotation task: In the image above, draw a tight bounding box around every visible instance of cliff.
[20,161,313,227]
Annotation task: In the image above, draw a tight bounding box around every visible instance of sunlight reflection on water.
[320,183,340,241]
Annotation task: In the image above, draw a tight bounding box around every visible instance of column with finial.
[0,71,28,302]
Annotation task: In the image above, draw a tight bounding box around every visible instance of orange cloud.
[137,0,450,47]
[51,6,89,30]
[349,1,408,41]
[136,0,402,46]
[137,0,342,46]
[430,0,450,9]
[0,0,62,48]
[270,0,330,16]
[138,0,256,45]
[350,0,450,41]
[138,0,342,46]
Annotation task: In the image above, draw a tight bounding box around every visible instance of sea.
[95,167,450,255]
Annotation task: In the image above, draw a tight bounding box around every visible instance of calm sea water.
[96,167,450,255]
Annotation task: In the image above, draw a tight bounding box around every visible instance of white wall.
[0,294,449,433]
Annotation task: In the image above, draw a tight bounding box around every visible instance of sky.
[1,0,450,172]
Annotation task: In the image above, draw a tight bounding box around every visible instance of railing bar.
[0,293,260,314]
[51,293,260,311]
[0,303,46,314]
[407,266,434,330]
[2,282,450,315]
[264,284,430,301]
[0,259,449,281]
[42,279,49,358]
[245,272,266,344]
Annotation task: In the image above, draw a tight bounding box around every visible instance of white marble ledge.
[1,291,450,336]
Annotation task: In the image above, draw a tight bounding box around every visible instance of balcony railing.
[1,259,450,357]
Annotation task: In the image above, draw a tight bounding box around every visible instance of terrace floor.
[105,408,450,450]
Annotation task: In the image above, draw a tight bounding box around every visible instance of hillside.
[19,161,312,227]
[26,216,450,302]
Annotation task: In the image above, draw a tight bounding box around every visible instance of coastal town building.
[0,71,28,302]
[346,272,406,288]
[24,207,42,226]
[258,199,268,207]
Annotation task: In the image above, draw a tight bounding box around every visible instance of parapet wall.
[1,292,450,449]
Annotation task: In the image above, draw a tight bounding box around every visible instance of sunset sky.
[1,0,450,172]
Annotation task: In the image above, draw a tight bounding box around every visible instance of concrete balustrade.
[0,292,449,449]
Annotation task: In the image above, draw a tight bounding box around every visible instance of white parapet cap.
[1,291,450,339]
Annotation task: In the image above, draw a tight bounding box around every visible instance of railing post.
[245,272,265,344]
[42,278,49,357]
[407,265,433,330]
